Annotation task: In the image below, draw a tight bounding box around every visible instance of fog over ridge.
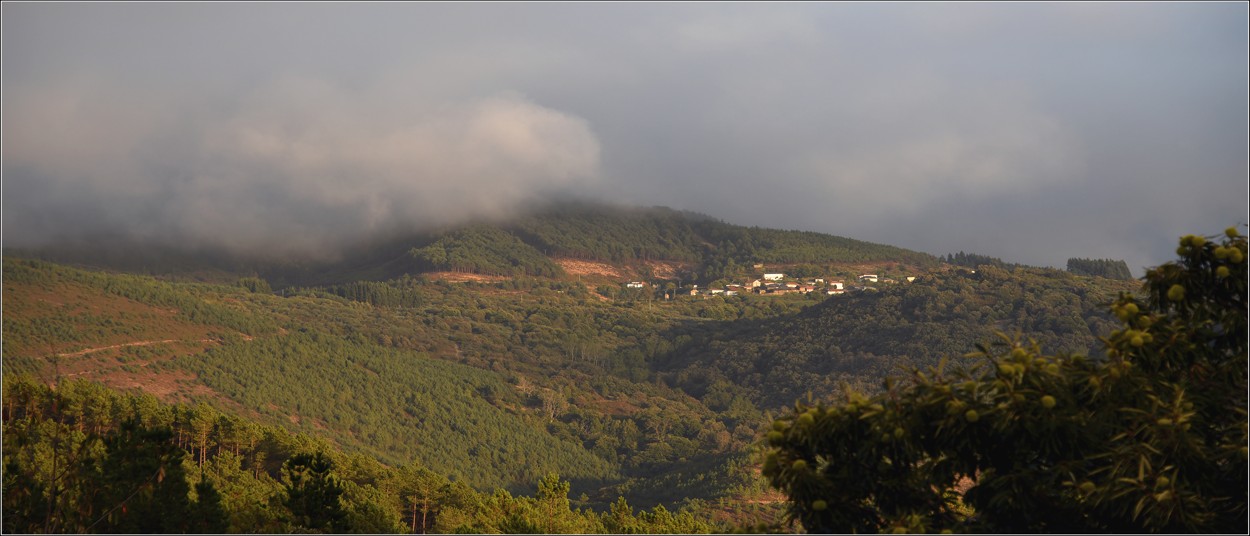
[3,2,1246,274]
[4,75,602,260]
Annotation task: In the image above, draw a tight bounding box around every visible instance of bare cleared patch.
[35,339,216,379]
[555,258,624,278]
[56,338,211,358]
[586,395,643,417]
[642,260,690,279]
[423,271,509,283]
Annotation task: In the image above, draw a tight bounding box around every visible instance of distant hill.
[6,200,942,288]
[508,202,940,280]
[262,201,943,288]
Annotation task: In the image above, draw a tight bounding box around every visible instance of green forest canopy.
[764,228,1247,533]
[3,210,1185,534]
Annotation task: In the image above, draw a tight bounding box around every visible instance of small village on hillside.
[624,268,919,299]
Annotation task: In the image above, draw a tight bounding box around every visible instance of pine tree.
[89,421,196,533]
[283,452,349,533]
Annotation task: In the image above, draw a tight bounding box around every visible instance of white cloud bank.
[3,76,601,259]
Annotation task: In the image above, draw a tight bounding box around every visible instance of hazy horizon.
[4,2,1247,275]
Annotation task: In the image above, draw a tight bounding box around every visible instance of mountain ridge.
[6,200,943,288]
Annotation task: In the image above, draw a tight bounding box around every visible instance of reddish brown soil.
[555,258,624,279]
[642,260,690,279]
[423,272,509,283]
[589,396,643,417]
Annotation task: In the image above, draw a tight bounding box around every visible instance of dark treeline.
[942,251,1018,270]
[312,278,425,309]
[1066,257,1134,280]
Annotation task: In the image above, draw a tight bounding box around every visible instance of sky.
[3,2,1247,275]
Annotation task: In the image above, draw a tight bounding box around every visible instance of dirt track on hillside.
[56,337,233,357]
[56,339,203,358]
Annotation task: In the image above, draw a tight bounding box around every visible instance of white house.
[764,273,785,281]
[626,281,645,288]
[859,274,879,283]
[829,282,845,290]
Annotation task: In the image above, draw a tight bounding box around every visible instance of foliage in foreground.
[1,376,717,534]
[764,228,1248,533]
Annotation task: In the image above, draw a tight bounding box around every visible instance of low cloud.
[3,76,601,259]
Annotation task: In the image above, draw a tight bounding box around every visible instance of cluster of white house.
[624,272,917,297]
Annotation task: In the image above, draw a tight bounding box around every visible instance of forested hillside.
[169,331,617,487]
[409,225,565,278]
[482,202,940,283]
[1,257,790,517]
[653,265,1139,410]
[2,205,1151,533]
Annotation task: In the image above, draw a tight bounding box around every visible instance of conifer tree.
[284,452,349,533]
